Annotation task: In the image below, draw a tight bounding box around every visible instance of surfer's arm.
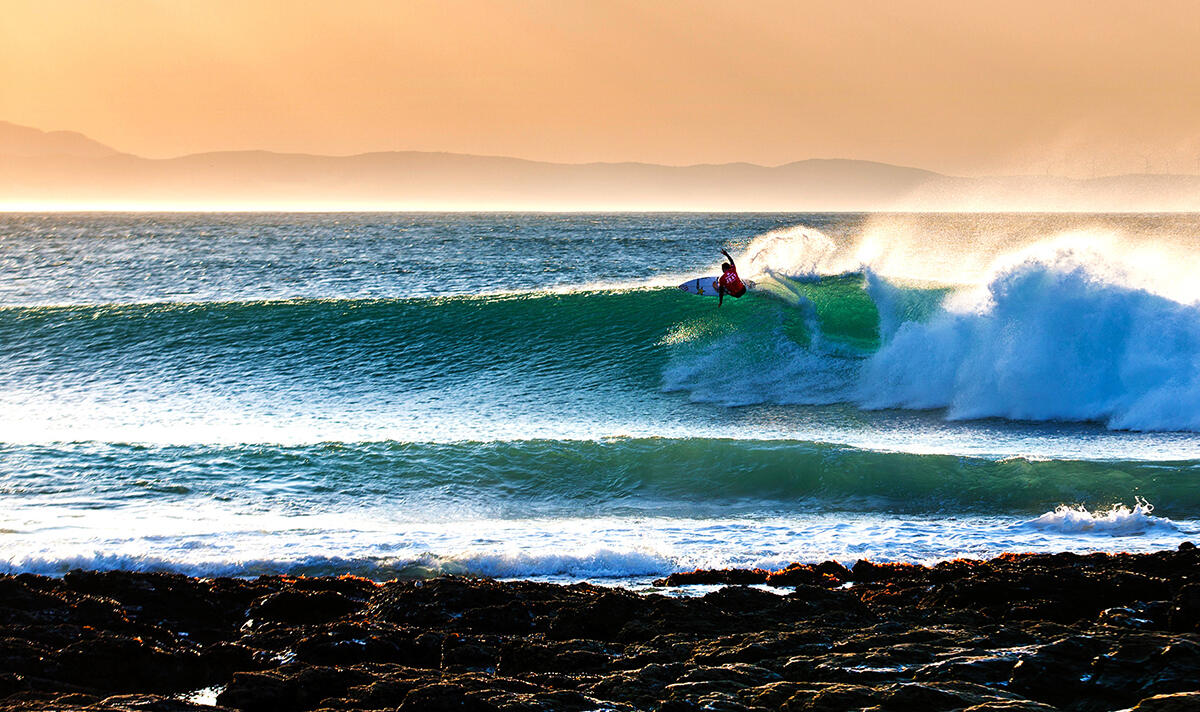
[720,249,735,270]
[718,285,725,307]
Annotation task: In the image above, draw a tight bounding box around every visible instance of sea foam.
[1025,498,1175,535]
[858,238,1200,431]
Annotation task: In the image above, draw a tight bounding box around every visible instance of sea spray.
[858,240,1200,430]
[1025,498,1174,535]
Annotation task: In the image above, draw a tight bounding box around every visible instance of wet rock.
[4,550,1200,712]
[215,664,370,711]
[700,586,784,614]
[1007,636,1101,707]
[653,569,770,587]
[1167,583,1200,632]
[784,682,882,711]
[497,639,614,675]
[739,681,811,708]
[1098,602,1169,629]
[397,683,498,711]
[441,634,499,671]
[1136,640,1200,700]
[246,589,363,626]
[454,602,536,634]
[676,662,781,686]
[586,663,686,707]
[914,654,1020,685]
[851,560,929,584]
[961,702,1060,711]
[663,679,749,697]
[765,564,841,588]
[549,591,642,641]
[1129,691,1200,711]
[879,681,1009,710]
[49,634,207,693]
[97,694,225,711]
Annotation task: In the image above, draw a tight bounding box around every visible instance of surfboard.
[678,276,754,296]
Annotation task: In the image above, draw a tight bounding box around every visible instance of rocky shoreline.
[3,548,1200,711]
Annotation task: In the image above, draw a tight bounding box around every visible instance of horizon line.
[9,120,1200,182]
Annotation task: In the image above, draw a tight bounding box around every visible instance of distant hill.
[0,121,120,158]
[3,121,1200,210]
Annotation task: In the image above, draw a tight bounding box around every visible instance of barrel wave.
[7,240,1200,438]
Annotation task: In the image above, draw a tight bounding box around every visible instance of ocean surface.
[4,212,1200,584]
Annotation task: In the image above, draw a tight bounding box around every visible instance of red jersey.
[718,269,746,297]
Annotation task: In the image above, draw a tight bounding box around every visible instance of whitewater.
[3,212,1200,584]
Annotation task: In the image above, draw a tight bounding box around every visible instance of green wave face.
[774,273,883,349]
[6,438,1198,518]
[0,276,914,397]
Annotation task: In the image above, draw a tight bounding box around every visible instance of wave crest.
[1026,498,1175,535]
[858,239,1200,431]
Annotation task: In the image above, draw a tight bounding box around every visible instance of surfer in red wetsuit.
[717,249,747,306]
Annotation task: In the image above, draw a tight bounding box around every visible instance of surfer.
[717,249,747,306]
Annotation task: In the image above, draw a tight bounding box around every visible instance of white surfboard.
[678,276,754,297]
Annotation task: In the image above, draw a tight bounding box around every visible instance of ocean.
[3,212,1200,585]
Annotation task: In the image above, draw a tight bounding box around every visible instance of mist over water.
[3,212,1200,581]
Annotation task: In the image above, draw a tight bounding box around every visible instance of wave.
[0,549,682,581]
[8,438,1200,516]
[858,239,1200,430]
[8,228,1200,434]
[1024,498,1176,536]
[5,506,1194,580]
[679,228,1200,432]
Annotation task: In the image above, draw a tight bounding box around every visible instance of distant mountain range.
[3,120,1200,211]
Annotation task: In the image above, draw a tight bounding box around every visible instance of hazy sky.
[4,0,1200,176]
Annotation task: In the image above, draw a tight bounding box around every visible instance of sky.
[3,0,1200,177]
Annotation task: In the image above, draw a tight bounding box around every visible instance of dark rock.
[784,683,882,711]
[454,602,536,634]
[914,654,1019,685]
[851,560,929,584]
[1129,691,1200,711]
[740,681,812,708]
[549,591,641,640]
[215,664,369,711]
[961,702,1060,711]
[96,694,220,711]
[765,564,839,588]
[2,551,1200,712]
[50,634,206,693]
[1168,583,1200,632]
[498,639,614,675]
[341,676,427,708]
[879,681,996,710]
[397,683,498,711]
[700,586,784,614]
[653,569,770,587]
[246,589,363,625]
[441,635,499,670]
[1007,636,1100,707]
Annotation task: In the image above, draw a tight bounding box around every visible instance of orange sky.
[3,0,1200,176]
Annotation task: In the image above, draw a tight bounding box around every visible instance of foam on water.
[1025,498,1175,536]
[3,509,1195,581]
[859,237,1200,431]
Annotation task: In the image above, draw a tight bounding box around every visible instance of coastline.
[2,548,1199,711]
